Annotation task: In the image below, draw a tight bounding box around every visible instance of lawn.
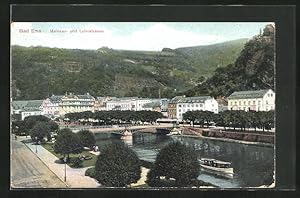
[42,143,98,168]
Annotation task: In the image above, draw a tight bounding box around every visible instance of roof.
[12,101,29,110]
[142,101,161,108]
[177,96,212,103]
[24,100,43,110]
[170,96,185,103]
[227,89,273,99]
[77,94,94,100]
[49,95,63,102]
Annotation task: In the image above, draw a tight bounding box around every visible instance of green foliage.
[183,110,215,127]
[85,167,96,178]
[29,121,52,142]
[198,110,275,131]
[12,39,245,100]
[65,110,164,125]
[54,128,83,158]
[94,143,141,187]
[71,158,83,168]
[77,130,96,148]
[23,115,51,135]
[146,141,200,187]
[186,24,275,98]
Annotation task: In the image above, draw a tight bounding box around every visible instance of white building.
[106,97,138,111]
[42,95,63,117]
[227,89,275,111]
[59,92,96,115]
[42,92,96,117]
[12,100,44,120]
[175,96,219,120]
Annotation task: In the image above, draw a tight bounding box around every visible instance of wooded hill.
[11,38,247,100]
[184,24,275,98]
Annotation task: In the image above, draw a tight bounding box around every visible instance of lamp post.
[35,136,38,153]
[64,156,67,182]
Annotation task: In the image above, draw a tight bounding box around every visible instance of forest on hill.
[11,38,247,100]
[184,24,275,98]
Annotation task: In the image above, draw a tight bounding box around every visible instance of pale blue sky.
[11,22,272,51]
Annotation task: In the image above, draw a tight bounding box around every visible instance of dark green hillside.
[185,24,275,98]
[175,38,248,77]
[11,38,246,100]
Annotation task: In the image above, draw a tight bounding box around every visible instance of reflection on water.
[95,132,274,188]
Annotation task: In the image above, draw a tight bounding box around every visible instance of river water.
[94,132,274,188]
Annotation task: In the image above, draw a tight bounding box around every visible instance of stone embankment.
[182,127,274,145]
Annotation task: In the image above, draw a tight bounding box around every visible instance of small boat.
[199,158,233,175]
[167,128,182,136]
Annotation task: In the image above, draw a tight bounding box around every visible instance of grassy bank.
[42,143,97,168]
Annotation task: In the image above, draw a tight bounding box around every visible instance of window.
[178,105,181,107]
[179,109,181,112]
[271,93,273,97]
[248,101,251,105]
[253,101,255,105]
[244,101,246,105]
[235,101,237,105]
[239,101,241,105]
[183,105,185,108]
[200,104,203,107]
[258,100,261,105]
[266,101,268,104]
[196,104,198,107]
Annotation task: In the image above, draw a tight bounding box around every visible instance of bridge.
[60,124,174,134]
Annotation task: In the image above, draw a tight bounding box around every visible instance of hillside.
[185,24,275,98]
[11,39,246,100]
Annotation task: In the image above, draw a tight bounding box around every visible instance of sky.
[11,22,273,51]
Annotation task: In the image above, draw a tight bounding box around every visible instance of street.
[11,136,67,188]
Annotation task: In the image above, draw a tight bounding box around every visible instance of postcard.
[10,22,275,189]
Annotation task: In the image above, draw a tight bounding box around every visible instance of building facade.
[42,93,96,117]
[227,89,275,111]
[168,96,184,119]
[12,100,44,120]
[175,96,219,120]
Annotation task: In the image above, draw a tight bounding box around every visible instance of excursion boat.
[199,158,234,175]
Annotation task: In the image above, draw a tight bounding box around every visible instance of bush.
[77,130,96,148]
[54,128,83,159]
[94,143,141,187]
[140,160,154,169]
[146,141,200,187]
[85,167,96,178]
[72,158,83,168]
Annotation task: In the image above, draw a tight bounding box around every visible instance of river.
[94,132,274,188]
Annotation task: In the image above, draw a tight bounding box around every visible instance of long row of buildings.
[12,89,275,121]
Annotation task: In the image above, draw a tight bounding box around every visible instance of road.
[11,136,67,188]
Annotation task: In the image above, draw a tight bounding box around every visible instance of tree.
[94,143,141,187]
[54,128,83,161]
[77,130,96,148]
[146,141,200,187]
[23,115,51,135]
[29,121,52,142]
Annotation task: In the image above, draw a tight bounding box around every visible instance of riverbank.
[179,127,274,147]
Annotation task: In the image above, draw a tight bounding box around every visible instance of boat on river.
[199,158,234,175]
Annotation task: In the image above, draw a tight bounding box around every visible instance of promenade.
[23,138,100,188]
[11,136,67,188]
